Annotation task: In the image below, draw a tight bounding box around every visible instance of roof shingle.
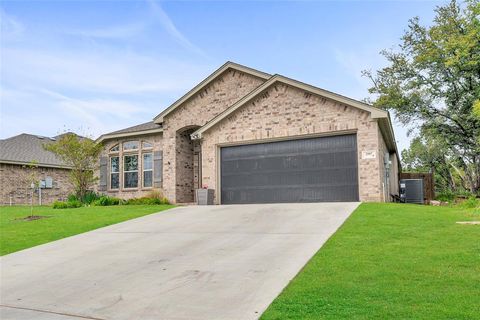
[0,134,69,168]
[105,121,162,135]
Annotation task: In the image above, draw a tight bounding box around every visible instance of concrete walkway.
[0,202,359,320]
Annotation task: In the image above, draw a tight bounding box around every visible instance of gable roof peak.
[152,61,271,123]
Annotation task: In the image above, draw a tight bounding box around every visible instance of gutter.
[96,128,163,144]
[0,159,73,170]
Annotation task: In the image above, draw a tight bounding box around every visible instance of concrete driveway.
[1,202,359,320]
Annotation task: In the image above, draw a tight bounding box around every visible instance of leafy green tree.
[44,133,102,202]
[364,0,480,194]
[402,132,460,192]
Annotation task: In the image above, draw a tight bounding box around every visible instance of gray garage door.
[220,134,359,204]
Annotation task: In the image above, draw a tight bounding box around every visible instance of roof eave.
[153,61,271,124]
[0,159,73,169]
[96,128,163,144]
[378,113,401,169]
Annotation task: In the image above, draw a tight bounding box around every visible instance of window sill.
[122,188,140,192]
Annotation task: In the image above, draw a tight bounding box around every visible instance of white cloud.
[0,9,24,40]
[65,22,147,39]
[0,87,152,138]
[2,47,205,95]
[333,48,380,93]
[0,2,208,139]
[147,0,207,58]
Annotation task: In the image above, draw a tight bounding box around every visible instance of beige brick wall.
[162,69,266,202]
[97,132,164,200]
[378,128,389,202]
[175,129,200,203]
[199,82,384,203]
[0,163,74,205]
[378,127,400,201]
[389,153,400,196]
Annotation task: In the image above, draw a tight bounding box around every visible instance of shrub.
[93,195,122,206]
[66,191,99,205]
[146,190,164,199]
[125,196,170,205]
[82,191,100,204]
[67,194,79,203]
[436,190,455,202]
[53,201,67,209]
[461,196,480,209]
[161,197,170,205]
[52,200,82,209]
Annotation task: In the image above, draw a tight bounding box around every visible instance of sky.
[0,0,444,153]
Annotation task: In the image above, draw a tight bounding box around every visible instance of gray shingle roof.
[0,134,70,168]
[104,121,162,136]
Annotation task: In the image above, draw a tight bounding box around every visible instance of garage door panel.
[223,185,359,204]
[222,167,358,188]
[221,134,359,204]
[222,151,355,172]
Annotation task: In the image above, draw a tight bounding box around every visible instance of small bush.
[67,194,79,203]
[161,197,170,205]
[66,191,99,205]
[146,190,164,199]
[461,196,480,209]
[52,200,82,209]
[93,195,122,206]
[125,196,170,205]
[436,190,455,202]
[82,191,100,204]
[53,201,67,209]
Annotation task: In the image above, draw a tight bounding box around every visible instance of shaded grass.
[261,203,480,319]
[0,205,175,256]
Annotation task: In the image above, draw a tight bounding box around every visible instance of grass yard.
[0,204,175,256]
[261,203,480,319]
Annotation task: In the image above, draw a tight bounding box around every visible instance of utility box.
[45,177,53,188]
[400,179,424,204]
[196,189,214,205]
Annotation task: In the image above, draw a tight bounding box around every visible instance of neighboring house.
[97,61,400,204]
[0,134,75,205]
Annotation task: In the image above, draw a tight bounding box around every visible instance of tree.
[44,133,102,202]
[18,161,39,216]
[363,0,480,194]
[401,131,460,192]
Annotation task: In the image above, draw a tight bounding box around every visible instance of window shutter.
[153,151,163,188]
[99,156,108,191]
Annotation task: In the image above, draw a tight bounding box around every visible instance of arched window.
[142,141,153,149]
[123,141,139,151]
[109,144,119,152]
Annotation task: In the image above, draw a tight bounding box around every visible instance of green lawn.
[261,203,480,319]
[0,204,175,256]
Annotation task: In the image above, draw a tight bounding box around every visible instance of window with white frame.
[124,154,138,188]
[142,141,153,149]
[143,153,153,188]
[110,144,119,152]
[110,156,120,189]
[123,141,139,151]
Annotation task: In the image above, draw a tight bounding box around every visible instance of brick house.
[0,134,75,205]
[97,62,400,204]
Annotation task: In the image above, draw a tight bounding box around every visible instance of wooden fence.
[399,172,435,203]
